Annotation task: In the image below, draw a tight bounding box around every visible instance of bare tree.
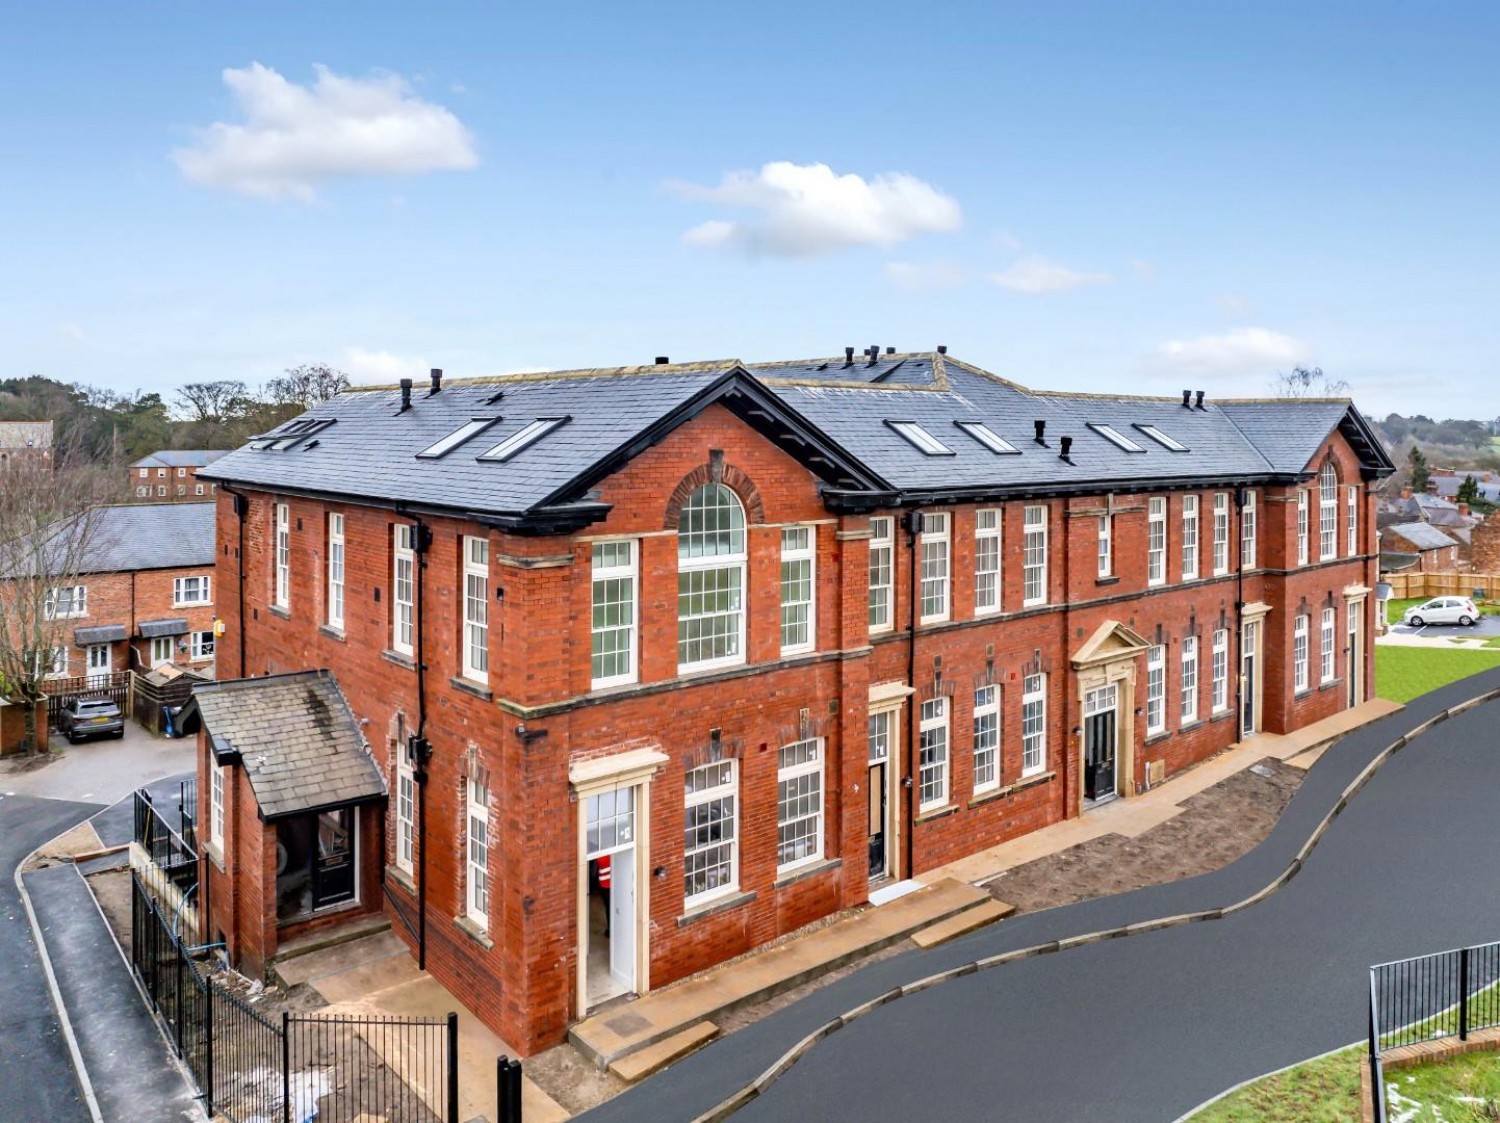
[1272,365,1350,399]
[0,452,120,755]
[264,363,351,409]
[173,380,250,423]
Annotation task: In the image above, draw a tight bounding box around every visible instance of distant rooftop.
[130,449,230,469]
[0,420,53,449]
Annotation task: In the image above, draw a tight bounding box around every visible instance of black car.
[57,697,125,743]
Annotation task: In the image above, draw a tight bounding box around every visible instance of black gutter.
[822,474,1296,512]
[1234,488,1246,737]
[400,509,435,971]
[903,511,921,880]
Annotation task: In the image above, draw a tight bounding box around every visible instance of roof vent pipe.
[1059,435,1073,462]
[1034,419,1047,445]
[1182,389,1192,408]
[430,368,443,395]
[1195,390,1206,409]
[936,345,948,354]
[399,378,413,412]
[655,356,670,365]
[844,346,855,366]
[868,344,879,365]
[886,346,895,354]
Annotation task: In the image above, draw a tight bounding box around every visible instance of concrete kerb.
[687,686,1500,1123]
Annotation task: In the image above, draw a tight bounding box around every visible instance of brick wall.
[126,465,219,502]
[43,565,219,678]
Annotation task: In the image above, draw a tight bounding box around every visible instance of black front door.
[867,762,887,879]
[311,807,355,910]
[1084,709,1117,802]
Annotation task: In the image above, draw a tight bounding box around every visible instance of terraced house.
[193,350,1393,1052]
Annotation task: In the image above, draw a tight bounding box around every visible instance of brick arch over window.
[663,451,766,529]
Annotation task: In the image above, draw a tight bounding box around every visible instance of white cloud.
[989,256,1111,294]
[671,161,962,257]
[884,259,966,292]
[1158,327,1310,374]
[174,62,479,201]
[342,347,425,382]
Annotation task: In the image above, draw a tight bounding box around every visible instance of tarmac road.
[582,670,1500,1123]
[0,792,104,1123]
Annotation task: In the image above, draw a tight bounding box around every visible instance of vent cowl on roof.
[430,368,443,395]
[655,356,669,365]
[1196,390,1206,409]
[1182,389,1191,408]
[1033,419,1047,446]
[844,346,855,366]
[1059,435,1074,462]
[936,345,948,354]
[399,378,413,412]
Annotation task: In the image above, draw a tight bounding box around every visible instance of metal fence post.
[204,982,214,1113]
[447,1012,460,1123]
[497,1056,508,1123]
[174,936,185,1052]
[1369,970,1386,1123]
[282,1010,291,1123]
[1461,946,1471,1041]
[511,1056,524,1122]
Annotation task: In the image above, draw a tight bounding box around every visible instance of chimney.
[936,345,948,354]
[399,378,413,412]
[1195,390,1206,409]
[1034,419,1047,446]
[1400,486,1412,500]
[1059,435,1074,462]
[1460,502,1471,518]
[429,367,443,394]
[654,356,670,365]
[844,346,855,367]
[1182,390,1192,408]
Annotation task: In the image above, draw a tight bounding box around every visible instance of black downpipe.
[904,510,922,880]
[409,515,433,971]
[1234,488,1246,736]
[1059,503,1071,799]
[233,491,248,676]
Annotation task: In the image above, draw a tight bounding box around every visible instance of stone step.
[608,1021,720,1084]
[910,898,1015,949]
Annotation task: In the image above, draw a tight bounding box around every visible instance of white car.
[1403,597,1479,627]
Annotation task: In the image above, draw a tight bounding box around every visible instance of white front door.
[609,847,635,989]
[585,787,638,1001]
[85,643,110,678]
[150,637,174,667]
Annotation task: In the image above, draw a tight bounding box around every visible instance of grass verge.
[1376,645,1500,704]
[1385,1051,1500,1121]
[1187,1047,1362,1122]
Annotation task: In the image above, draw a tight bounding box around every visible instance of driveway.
[0,792,104,1123]
[581,670,1500,1123]
[1387,612,1500,638]
[1,719,195,805]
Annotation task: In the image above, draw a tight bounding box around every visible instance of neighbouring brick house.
[1379,521,1463,573]
[26,503,220,680]
[194,352,1393,1053]
[128,450,228,501]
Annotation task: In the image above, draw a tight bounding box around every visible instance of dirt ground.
[984,756,1303,914]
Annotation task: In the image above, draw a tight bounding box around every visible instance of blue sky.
[3,1,1497,418]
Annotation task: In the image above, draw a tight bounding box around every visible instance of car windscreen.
[77,701,120,714]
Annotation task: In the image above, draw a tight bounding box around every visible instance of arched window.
[678,484,746,669]
[1319,461,1338,559]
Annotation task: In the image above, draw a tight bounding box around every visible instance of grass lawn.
[1188,1047,1363,1122]
[1385,1051,1500,1121]
[1376,645,1500,703]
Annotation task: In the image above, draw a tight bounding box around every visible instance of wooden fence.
[43,671,132,728]
[132,672,202,736]
[1382,571,1500,601]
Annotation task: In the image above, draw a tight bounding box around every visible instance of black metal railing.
[131,872,459,1122]
[134,783,199,892]
[1368,940,1500,1123]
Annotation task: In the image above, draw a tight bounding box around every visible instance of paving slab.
[911,899,1015,949]
[608,1022,720,1083]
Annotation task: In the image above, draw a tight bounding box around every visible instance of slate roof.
[138,617,189,638]
[199,352,1395,523]
[1382,522,1460,552]
[75,624,127,644]
[2,502,216,580]
[181,671,385,820]
[130,449,229,469]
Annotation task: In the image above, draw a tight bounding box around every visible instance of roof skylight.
[1134,424,1190,452]
[477,416,570,462]
[417,417,498,459]
[886,420,954,456]
[954,421,1020,455]
[1087,423,1146,453]
[249,418,336,450]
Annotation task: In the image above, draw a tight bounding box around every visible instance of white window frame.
[44,585,87,620]
[919,512,950,623]
[1145,646,1165,735]
[975,509,1002,615]
[918,696,950,811]
[177,467,186,478]
[888,421,953,456]
[1147,497,1167,586]
[1212,492,1230,576]
[1347,485,1358,557]
[1181,635,1199,725]
[1021,673,1047,776]
[1241,490,1257,570]
[1211,628,1230,713]
[462,535,490,684]
[395,752,415,876]
[392,524,415,657]
[210,765,225,850]
[150,636,174,667]
[973,685,1000,794]
[683,760,738,908]
[1097,511,1113,579]
[274,503,290,609]
[195,483,205,496]
[1294,615,1310,692]
[173,575,212,607]
[1023,504,1048,607]
[677,484,747,672]
[776,739,824,873]
[1182,495,1199,580]
[780,526,816,654]
[591,540,639,686]
[868,517,894,633]
[138,467,148,479]
[327,512,345,630]
[466,775,489,927]
[189,631,215,661]
[157,485,166,497]
[85,642,110,676]
[1320,462,1338,560]
[1321,606,1336,683]
[1297,490,1310,566]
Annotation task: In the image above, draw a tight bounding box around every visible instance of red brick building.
[194,353,1393,1052]
[128,450,227,501]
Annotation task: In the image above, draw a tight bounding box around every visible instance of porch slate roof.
[180,670,385,820]
[75,624,127,644]
[137,617,189,638]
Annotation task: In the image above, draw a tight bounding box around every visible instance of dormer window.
[886,421,953,456]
